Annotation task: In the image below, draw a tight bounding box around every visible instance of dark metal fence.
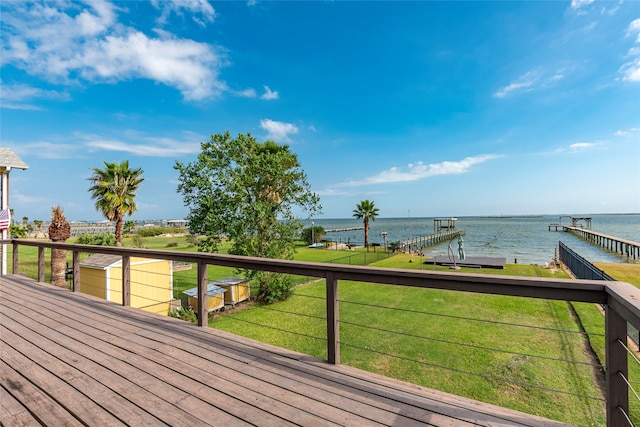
[327,249,392,266]
[559,240,639,345]
[558,241,614,281]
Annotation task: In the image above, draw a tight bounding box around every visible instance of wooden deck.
[1,274,574,427]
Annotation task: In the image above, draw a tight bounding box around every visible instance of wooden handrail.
[4,239,608,303]
[4,238,639,427]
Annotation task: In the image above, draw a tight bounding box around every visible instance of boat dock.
[398,229,464,252]
[325,227,364,233]
[547,216,639,260]
[548,216,592,231]
[564,226,640,260]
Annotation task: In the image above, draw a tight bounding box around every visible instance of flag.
[0,209,10,231]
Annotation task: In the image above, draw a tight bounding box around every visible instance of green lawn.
[573,262,640,424]
[11,236,634,425]
[595,262,640,286]
[212,256,607,426]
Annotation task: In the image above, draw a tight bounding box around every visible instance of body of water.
[306,214,640,265]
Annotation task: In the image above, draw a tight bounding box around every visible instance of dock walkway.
[1,274,572,426]
[399,229,464,252]
[564,226,640,260]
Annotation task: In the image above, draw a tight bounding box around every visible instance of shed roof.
[79,254,169,269]
[79,254,121,269]
[212,277,249,286]
[0,148,29,170]
[183,284,225,298]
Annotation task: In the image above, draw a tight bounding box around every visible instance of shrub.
[255,272,292,304]
[137,226,182,237]
[76,232,115,246]
[168,307,197,323]
[185,234,199,246]
[9,225,27,238]
[166,242,178,248]
[131,234,146,248]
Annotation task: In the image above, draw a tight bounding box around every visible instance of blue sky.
[1,0,639,222]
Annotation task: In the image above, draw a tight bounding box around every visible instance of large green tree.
[353,199,379,248]
[88,160,144,247]
[175,131,321,302]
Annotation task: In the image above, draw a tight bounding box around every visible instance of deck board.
[1,274,575,427]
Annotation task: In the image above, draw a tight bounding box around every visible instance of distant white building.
[167,219,189,228]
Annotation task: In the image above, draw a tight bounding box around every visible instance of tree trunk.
[364,218,369,247]
[50,248,67,288]
[115,217,123,247]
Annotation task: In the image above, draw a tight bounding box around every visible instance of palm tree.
[352,199,379,248]
[88,160,144,247]
[48,205,70,288]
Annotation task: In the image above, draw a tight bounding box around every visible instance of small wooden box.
[183,284,225,312]
[212,277,250,305]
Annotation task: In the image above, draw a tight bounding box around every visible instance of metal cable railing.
[339,318,601,368]
[621,338,640,427]
[339,341,603,402]
[7,238,640,426]
[214,288,605,405]
[340,298,605,337]
[560,241,640,345]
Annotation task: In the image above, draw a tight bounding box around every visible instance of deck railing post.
[326,272,340,364]
[72,250,80,292]
[122,255,131,306]
[12,241,18,274]
[38,246,45,282]
[606,304,629,426]
[197,261,208,327]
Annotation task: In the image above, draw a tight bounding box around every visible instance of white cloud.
[151,0,215,27]
[571,0,594,10]
[569,142,603,151]
[261,85,279,100]
[12,131,203,159]
[1,1,227,100]
[316,188,383,197]
[601,0,622,16]
[615,127,638,137]
[0,82,70,110]
[621,56,640,83]
[553,141,607,154]
[336,154,499,187]
[82,133,202,157]
[621,19,640,82]
[233,87,257,98]
[260,119,298,143]
[629,19,640,42]
[0,103,44,111]
[13,142,80,159]
[494,66,573,99]
[494,71,540,98]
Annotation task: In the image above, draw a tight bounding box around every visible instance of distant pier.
[564,226,639,260]
[399,229,464,252]
[547,216,638,259]
[325,227,364,233]
[548,216,592,231]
